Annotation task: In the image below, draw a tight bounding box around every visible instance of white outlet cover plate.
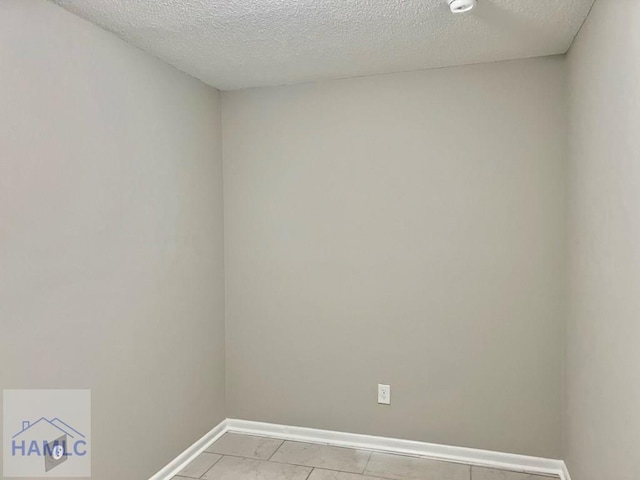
[378,384,391,405]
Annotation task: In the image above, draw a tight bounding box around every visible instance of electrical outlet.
[378,384,391,405]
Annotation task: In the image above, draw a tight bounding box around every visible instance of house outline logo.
[3,389,91,477]
[12,417,86,441]
[10,416,89,474]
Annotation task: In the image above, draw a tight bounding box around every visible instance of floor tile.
[270,441,371,474]
[174,452,221,478]
[471,466,558,480]
[365,452,470,480]
[206,433,284,460]
[308,468,387,480]
[202,455,311,480]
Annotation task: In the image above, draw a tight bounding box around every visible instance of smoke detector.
[448,0,476,13]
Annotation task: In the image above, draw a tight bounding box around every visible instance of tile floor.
[172,433,559,480]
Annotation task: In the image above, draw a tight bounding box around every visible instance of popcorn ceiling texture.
[50,0,594,90]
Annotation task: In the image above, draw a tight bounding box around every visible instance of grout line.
[266,457,365,475]
[362,450,373,475]
[267,438,286,461]
[198,453,224,479]
[259,437,373,475]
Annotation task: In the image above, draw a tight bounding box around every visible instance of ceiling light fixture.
[448,0,476,14]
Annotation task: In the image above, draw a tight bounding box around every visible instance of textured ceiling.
[50,0,594,90]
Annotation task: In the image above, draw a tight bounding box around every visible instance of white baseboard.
[149,419,228,480]
[151,418,571,480]
[226,419,569,479]
[561,462,572,480]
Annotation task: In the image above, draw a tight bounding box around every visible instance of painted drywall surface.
[565,1,640,479]
[0,1,225,478]
[222,57,566,458]
[51,0,594,90]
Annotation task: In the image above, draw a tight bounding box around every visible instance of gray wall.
[222,57,566,458]
[0,1,225,478]
[565,1,640,478]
